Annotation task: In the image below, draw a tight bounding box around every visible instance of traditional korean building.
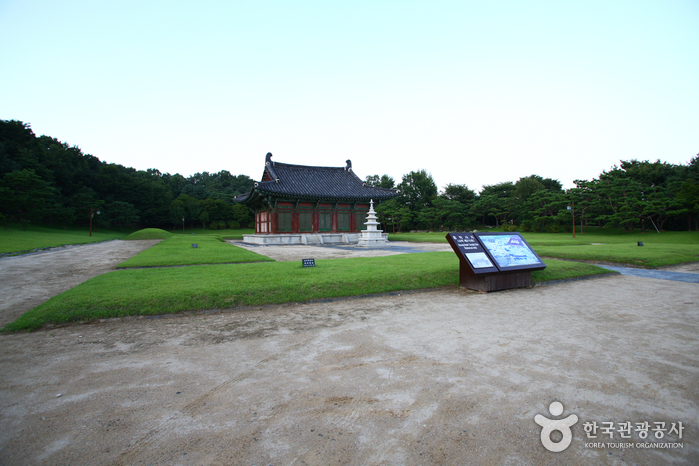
[234,153,399,244]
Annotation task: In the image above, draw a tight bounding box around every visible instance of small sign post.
[302,258,316,267]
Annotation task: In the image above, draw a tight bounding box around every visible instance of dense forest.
[370,157,699,232]
[0,120,255,230]
[1,119,698,232]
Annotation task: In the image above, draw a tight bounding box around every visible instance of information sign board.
[447,232,546,291]
[474,232,546,272]
[445,232,499,274]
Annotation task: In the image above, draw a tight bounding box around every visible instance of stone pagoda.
[358,200,388,247]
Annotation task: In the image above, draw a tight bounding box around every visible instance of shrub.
[502,224,518,232]
[546,223,561,233]
[227,220,240,229]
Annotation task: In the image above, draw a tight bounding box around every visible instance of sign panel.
[446,233,499,274]
[474,232,546,272]
[302,258,316,267]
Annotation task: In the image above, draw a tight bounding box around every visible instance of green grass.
[123,228,173,240]
[389,229,699,267]
[4,255,612,331]
[117,235,273,267]
[388,232,449,243]
[535,243,699,268]
[0,223,129,254]
[166,227,255,240]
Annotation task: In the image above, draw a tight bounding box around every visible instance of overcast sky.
[1,0,697,191]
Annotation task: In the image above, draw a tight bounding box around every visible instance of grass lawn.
[164,227,255,240]
[0,223,129,255]
[117,235,273,267]
[389,232,449,243]
[534,243,698,268]
[4,254,612,331]
[389,229,699,267]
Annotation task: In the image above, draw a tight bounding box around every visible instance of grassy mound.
[123,228,173,240]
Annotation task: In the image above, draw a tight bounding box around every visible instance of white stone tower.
[358,200,388,248]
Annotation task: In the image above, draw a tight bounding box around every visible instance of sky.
[1,0,697,192]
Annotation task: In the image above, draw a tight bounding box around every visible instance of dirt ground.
[0,241,698,465]
[229,240,453,261]
[0,240,160,325]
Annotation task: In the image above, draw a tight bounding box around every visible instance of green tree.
[376,199,413,233]
[676,181,699,230]
[399,170,437,210]
[107,201,140,231]
[473,182,516,226]
[365,174,395,189]
[441,183,476,205]
[0,169,57,223]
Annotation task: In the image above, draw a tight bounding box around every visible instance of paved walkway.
[596,265,699,283]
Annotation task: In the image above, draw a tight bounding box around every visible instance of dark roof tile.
[235,156,398,204]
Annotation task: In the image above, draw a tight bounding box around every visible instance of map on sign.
[478,234,542,268]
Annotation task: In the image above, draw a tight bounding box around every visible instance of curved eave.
[254,189,398,203]
[234,189,398,206]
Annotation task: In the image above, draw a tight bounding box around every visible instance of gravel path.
[0,276,697,464]
[0,239,160,325]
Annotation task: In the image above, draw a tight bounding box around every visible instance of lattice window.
[278,209,292,232]
[299,208,313,232]
[355,210,368,231]
[338,210,350,231]
[319,210,332,232]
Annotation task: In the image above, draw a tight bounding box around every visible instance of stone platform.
[242,233,388,246]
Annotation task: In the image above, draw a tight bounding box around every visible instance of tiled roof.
[234,154,399,204]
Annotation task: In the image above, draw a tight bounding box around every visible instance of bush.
[502,224,518,232]
[546,223,561,233]
[519,221,531,232]
[209,222,218,230]
[227,220,240,229]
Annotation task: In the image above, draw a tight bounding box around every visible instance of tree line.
[369,158,699,232]
[3,119,697,233]
[0,120,254,230]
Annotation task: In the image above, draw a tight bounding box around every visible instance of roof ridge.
[273,161,349,170]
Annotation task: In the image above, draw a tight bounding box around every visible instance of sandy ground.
[0,241,698,464]
[662,262,699,273]
[0,240,160,325]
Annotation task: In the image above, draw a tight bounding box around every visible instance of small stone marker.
[192,244,198,248]
[637,241,644,246]
[302,258,315,267]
